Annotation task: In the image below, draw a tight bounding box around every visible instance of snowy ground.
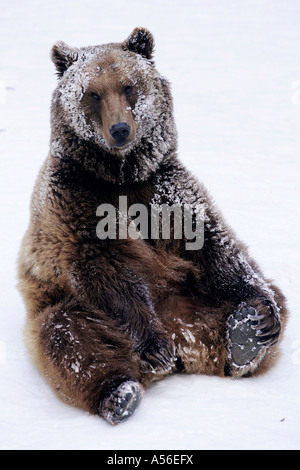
[1,0,300,450]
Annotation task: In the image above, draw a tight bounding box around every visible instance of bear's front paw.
[226,299,281,368]
[138,334,176,372]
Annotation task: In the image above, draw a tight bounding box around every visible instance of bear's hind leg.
[159,296,230,376]
[160,293,286,378]
[26,299,143,424]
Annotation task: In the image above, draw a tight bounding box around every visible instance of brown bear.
[17,27,288,425]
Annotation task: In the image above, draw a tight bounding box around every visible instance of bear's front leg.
[68,241,176,374]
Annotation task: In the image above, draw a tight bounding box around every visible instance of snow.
[1,0,300,450]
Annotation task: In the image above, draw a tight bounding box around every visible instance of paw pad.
[227,306,266,367]
[99,380,143,425]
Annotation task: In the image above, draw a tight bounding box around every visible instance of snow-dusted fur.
[17,28,288,422]
[50,30,176,184]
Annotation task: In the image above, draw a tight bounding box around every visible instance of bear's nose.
[109,122,130,146]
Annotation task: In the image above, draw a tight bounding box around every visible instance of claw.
[141,360,156,372]
[140,344,176,371]
[268,336,280,347]
[256,330,272,338]
[255,325,274,336]
[152,353,170,368]
[258,334,279,347]
[260,318,274,330]
[251,321,268,330]
[249,313,265,322]
[257,325,281,339]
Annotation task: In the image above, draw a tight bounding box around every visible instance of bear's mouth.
[114,141,131,149]
[109,138,136,154]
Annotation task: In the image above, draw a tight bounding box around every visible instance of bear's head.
[50,28,177,182]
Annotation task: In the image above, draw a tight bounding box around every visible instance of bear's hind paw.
[225,302,281,375]
[98,380,143,425]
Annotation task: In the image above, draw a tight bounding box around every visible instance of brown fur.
[18,28,288,417]
[80,56,137,149]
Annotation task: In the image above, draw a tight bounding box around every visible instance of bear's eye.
[90,92,101,101]
[124,86,133,96]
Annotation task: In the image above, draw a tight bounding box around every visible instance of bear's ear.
[122,27,155,60]
[51,41,78,77]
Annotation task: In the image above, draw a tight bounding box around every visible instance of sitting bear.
[17,27,288,425]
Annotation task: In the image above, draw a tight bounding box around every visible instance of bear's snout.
[109,122,130,147]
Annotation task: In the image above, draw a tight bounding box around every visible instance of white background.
[0,0,299,450]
